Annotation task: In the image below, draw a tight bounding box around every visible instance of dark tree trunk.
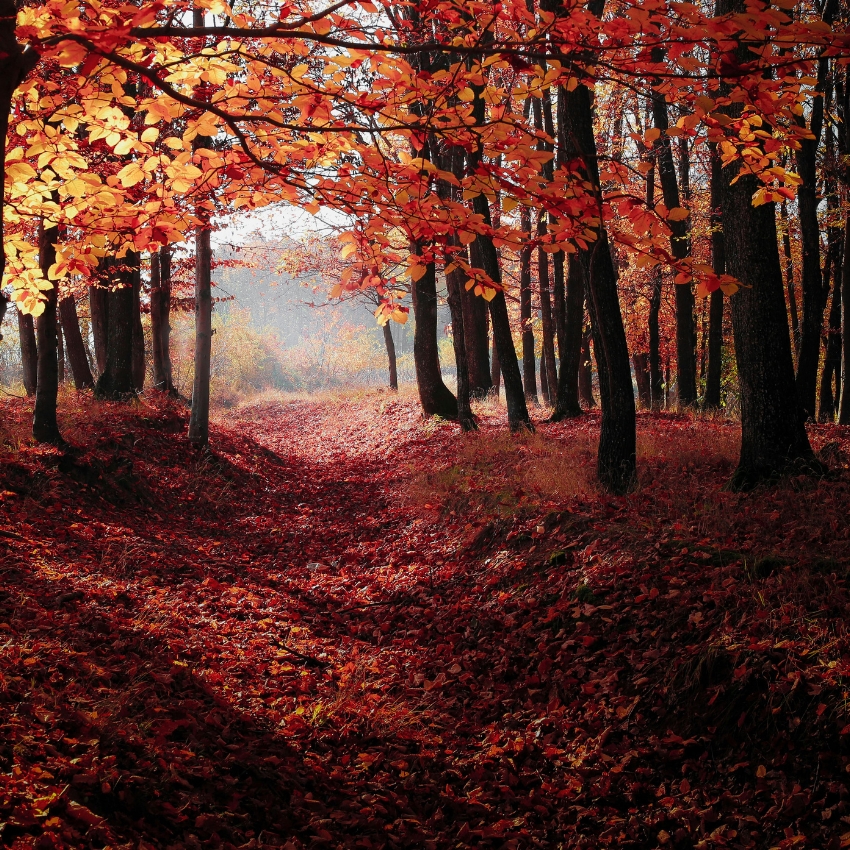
[188,226,214,444]
[382,322,398,391]
[445,247,477,431]
[132,264,145,391]
[33,220,62,444]
[57,320,65,384]
[717,86,814,485]
[652,87,697,407]
[59,296,94,390]
[647,270,663,410]
[579,324,596,408]
[539,350,549,405]
[780,201,800,356]
[819,259,841,422]
[95,256,136,399]
[462,284,491,397]
[839,218,850,425]
[633,353,651,409]
[561,76,635,491]
[552,253,584,419]
[519,207,538,404]
[794,17,834,420]
[705,145,725,410]
[18,309,37,397]
[490,335,501,397]
[411,247,457,420]
[89,282,109,375]
[150,246,176,393]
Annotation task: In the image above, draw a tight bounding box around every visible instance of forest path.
[1,392,850,849]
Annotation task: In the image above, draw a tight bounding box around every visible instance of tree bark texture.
[59,296,94,390]
[780,201,800,356]
[445,248,477,431]
[579,324,596,408]
[382,322,398,391]
[132,266,145,391]
[189,226,214,444]
[95,256,137,399]
[652,88,697,407]
[33,220,62,444]
[150,246,176,393]
[89,281,109,375]
[519,206,538,404]
[18,309,37,397]
[560,77,635,491]
[490,335,501,397]
[552,253,584,418]
[705,145,725,410]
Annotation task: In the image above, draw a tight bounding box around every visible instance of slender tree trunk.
[579,323,596,408]
[794,29,834,420]
[411,246,457,419]
[131,262,145,391]
[56,319,65,384]
[652,86,697,407]
[552,253,584,418]
[95,255,136,399]
[382,322,398,391]
[520,207,538,404]
[819,260,841,422]
[18,309,37,396]
[839,216,850,424]
[150,245,176,394]
[705,145,725,410]
[33,219,62,444]
[648,270,663,410]
[780,201,800,356]
[89,281,109,375]
[490,335,501,397]
[539,348,549,405]
[59,296,94,390]
[633,353,651,409]
[188,225,214,444]
[445,245,477,431]
[462,281,491,397]
[561,74,635,490]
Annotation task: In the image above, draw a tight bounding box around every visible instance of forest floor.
[2,389,850,850]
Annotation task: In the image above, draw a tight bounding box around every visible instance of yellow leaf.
[645,127,661,142]
[667,207,690,221]
[141,127,159,143]
[458,231,476,245]
[117,162,145,187]
[409,263,427,282]
[329,283,343,299]
[457,87,475,102]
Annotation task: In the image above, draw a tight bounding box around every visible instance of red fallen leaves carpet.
[1,391,850,849]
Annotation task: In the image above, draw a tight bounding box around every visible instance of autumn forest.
[2,0,850,847]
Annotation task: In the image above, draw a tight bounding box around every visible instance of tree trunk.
[561,75,635,491]
[445,247,477,431]
[59,296,94,390]
[382,322,398,391]
[633,353,651,409]
[645,269,662,411]
[705,145,725,410]
[18,309,37,397]
[89,282,109,375]
[150,245,176,394]
[462,282,491,398]
[33,220,62,444]
[780,201,800,356]
[95,256,136,399]
[490,335,501,397]
[794,25,834,420]
[519,207,538,404]
[819,261,841,422]
[579,324,596,408]
[188,225,214,444]
[652,86,697,407]
[719,123,814,485]
[411,247,457,420]
[552,252,585,419]
[839,216,850,424]
[132,265,145,391]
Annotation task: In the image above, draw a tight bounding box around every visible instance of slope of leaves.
[1,391,850,849]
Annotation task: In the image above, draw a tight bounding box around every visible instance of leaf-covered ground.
[2,390,850,849]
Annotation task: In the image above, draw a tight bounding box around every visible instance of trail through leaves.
[1,393,850,849]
